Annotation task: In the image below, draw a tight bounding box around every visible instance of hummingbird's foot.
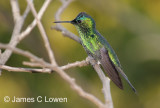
[87,56,98,67]
[86,56,92,62]
[97,61,101,65]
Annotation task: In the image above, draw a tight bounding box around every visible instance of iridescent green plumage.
[54,12,136,93]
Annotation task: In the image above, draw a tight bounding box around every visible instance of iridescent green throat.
[75,25,102,55]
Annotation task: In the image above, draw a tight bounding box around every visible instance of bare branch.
[54,67,104,108]
[10,0,21,22]
[22,0,32,19]
[0,0,32,75]
[0,0,51,70]
[0,65,51,73]
[26,0,56,65]
[23,61,44,67]
[55,0,73,20]
[53,0,81,43]
[0,43,49,66]
[19,0,52,41]
[61,58,89,70]
[0,58,90,73]
[23,58,89,70]
[89,57,113,108]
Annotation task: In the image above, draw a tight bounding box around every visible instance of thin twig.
[26,0,56,65]
[23,61,44,67]
[0,65,51,73]
[53,0,81,43]
[18,0,51,41]
[0,58,90,73]
[0,43,49,66]
[23,58,89,70]
[89,57,113,108]
[10,0,21,22]
[61,58,89,70]
[53,66,105,108]
[22,0,32,19]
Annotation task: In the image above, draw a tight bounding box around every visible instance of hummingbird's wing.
[100,47,137,93]
[100,47,123,89]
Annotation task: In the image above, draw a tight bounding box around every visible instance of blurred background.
[0,0,160,108]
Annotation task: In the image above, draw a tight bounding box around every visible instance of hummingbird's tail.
[115,66,137,93]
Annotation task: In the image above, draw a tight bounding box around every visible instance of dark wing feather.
[100,47,123,89]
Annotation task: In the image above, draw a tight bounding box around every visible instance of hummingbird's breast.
[80,33,102,58]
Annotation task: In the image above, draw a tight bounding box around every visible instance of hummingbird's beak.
[54,19,77,24]
[54,21,71,23]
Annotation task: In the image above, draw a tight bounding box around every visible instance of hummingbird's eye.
[77,20,82,23]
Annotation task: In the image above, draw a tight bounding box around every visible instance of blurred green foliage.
[0,0,160,108]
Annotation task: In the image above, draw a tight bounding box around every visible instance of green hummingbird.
[54,12,136,93]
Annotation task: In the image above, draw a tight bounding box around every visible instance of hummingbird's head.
[71,12,95,29]
[54,12,96,31]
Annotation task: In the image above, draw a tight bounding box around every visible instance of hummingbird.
[54,12,136,93]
